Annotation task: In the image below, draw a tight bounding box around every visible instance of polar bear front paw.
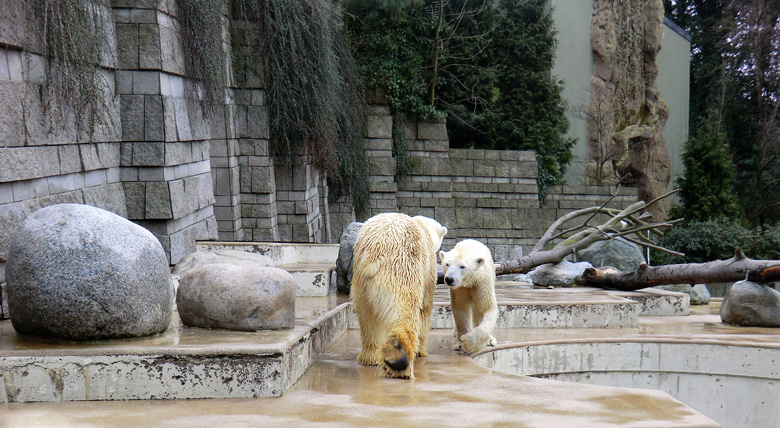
[488,335,497,347]
[459,331,489,354]
[381,334,413,379]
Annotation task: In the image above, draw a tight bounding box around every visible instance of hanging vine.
[25,0,116,138]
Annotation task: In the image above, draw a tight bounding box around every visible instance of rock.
[336,222,363,295]
[512,273,534,284]
[691,284,711,305]
[577,238,646,271]
[6,204,172,340]
[172,250,274,277]
[655,284,711,305]
[0,282,7,320]
[720,280,780,327]
[176,264,295,331]
[529,260,593,287]
[588,0,671,220]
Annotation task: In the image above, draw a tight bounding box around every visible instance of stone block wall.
[0,1,128,281]
[0,1,642,291]
[359,107,641,260]
[113,2,219,264]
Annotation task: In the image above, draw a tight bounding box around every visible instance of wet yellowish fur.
[351,213,446,379]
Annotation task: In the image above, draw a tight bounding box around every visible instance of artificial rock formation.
[589,0,671,219]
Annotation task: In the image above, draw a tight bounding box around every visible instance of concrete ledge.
[196,241,338,266]
[475,340,780,428]
[608,288,690,316]
[0,302,350,403]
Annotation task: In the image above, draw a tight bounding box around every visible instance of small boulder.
[529,260,593,287]
[172,250,274,277]
[176,264,295,331]
[577,238,646,271]
[6,204,172,340]
[655,284,711,305]
[720,280,780,327]
[336,222,363,294]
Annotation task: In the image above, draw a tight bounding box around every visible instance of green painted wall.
[549,0,690,188]
[656,21,691,190]
[550,0,594,183]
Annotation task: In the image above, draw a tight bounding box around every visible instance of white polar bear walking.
[439,239,498,354]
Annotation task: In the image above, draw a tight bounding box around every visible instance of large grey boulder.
[655,284,711,305]
[336,222,363,295]
[720,280,780,327]
[528,260,593,287]
[577,238,646,271]
[176,264,295,331]
[6,204,172,340]
[172,250,274,277]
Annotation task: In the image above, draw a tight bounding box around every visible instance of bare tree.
[489,189,780,290]
[568,85,627,186]
[494,189,683,275]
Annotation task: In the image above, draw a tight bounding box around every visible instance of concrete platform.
[0,328,720,428]
[6,287,776,426]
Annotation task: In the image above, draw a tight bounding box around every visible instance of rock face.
[529,260,593,287]
[577,238,645,271]
[655,284,711,305]
[720,280,780,327]
[176,264,295,331]
[6,204,173,340]
[589,0,671,219]
[336,222,363,295]
[172,250,274,277]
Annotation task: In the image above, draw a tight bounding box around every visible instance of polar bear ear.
[438,250,447,263]
[476,257,485,267]
[439,226,448,238]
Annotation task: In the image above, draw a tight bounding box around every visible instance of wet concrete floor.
[4,286,775,427]
[0,328,719,428]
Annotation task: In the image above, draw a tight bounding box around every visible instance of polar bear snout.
[445,275,455,286]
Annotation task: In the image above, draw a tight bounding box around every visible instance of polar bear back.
[351,213,440,321]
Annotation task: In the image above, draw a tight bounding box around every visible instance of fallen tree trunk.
[581,248,780,291]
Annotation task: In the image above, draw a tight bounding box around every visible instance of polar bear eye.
[445,262,450,267]
[459,265,466,269]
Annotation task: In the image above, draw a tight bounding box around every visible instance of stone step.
[195,241,338,297]
[196,241,339,265]
[276,263,334,297]
[429,283,642,328]
[607,288,690,316]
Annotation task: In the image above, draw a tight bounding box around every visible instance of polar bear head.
[412,215,448,252]
[438,239,493,289]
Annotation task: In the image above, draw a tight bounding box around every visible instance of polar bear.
[351,213,447,379]
[439,239,498,354]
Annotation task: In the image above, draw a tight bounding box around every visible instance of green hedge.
[653,219,780,265]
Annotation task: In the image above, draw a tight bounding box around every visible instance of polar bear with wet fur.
[351,213,447,379]
[439,239,498,354]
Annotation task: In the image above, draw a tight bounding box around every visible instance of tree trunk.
[581,249,780,291]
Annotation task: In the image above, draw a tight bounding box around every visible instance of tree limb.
[582,248,780,291]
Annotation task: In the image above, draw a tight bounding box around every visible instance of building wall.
[552,0,691,188]
[656,19,692,189]
[549,0,594,182]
